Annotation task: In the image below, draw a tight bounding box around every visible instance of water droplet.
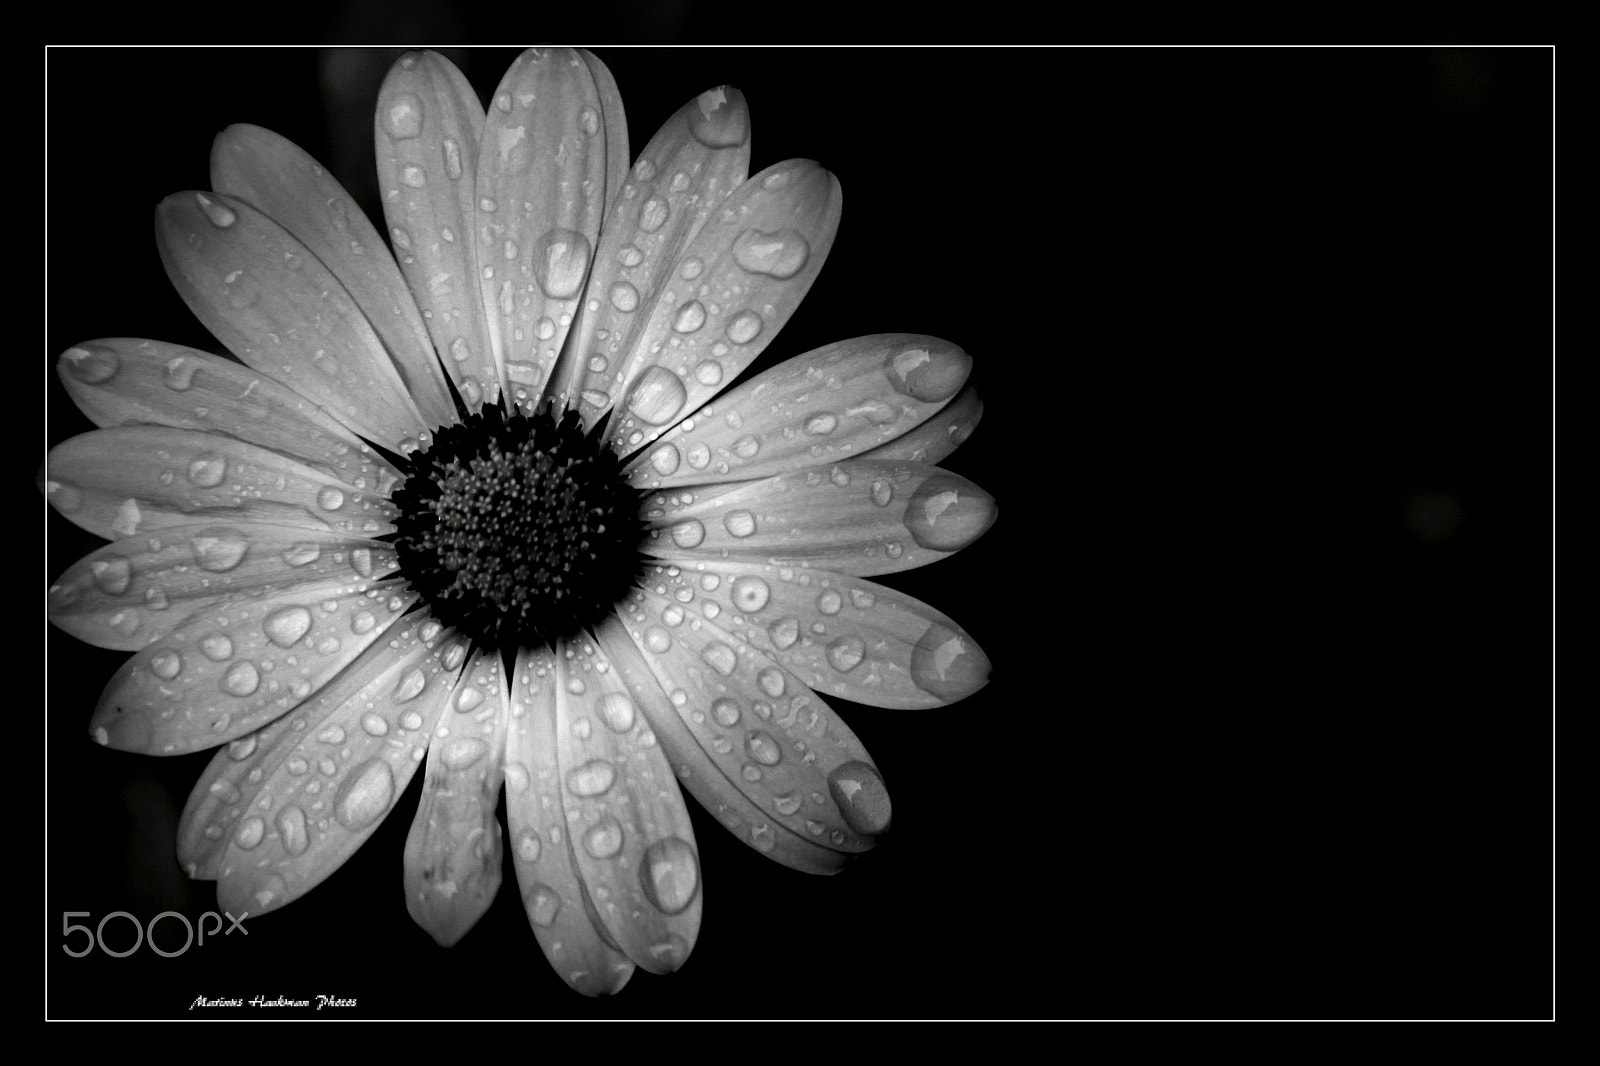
[730,575,770,613]
[334,758,396,830]
[756,666,786,698]
[282,542,321,567]
[351,610,377,634]
[317,724,346,745]
[534,228,592,299]
[221,660,261,697]
[680,256,705,280]
[316,486,346,511]
[673,300,707,334]
[731,228,809,279]
[263,606,312,647]
[442,137,463,179]
[597,692,636,732]
[906,476,995,551]
[884,341,966,402]
[62,344,120,384]
[702,641,738,676]
[685,442,711,469]
[745,730,782,765]
[565,759,616,797]
[524,883,561,926]
[440,737,487,770]
[828,760,892,835]
[609,280,640,312]
[90,557,132,595]
[688,86,748,148]
[582,815,625,859]
[649,443,681,476]
[162,355,197,391]
[394,668,427,702]
[234,815,266,850]
[183,449,228,488]
[730,435,760,460]
[199,632,235,662]
[227,735,257,760]
[638,197,669,233]
[190,530,249,572]
[384,91,424,138]
[910,621,986,699]
[150,650,182,680]
[349,548,374,579]
[804,412,838,436]
[816,589,843,616]
[723,510,757,538]
[194,192,236,228]
[640,837,700,915]
[826,635,866,673]
[871,479,894,507]
[668,519,705,550]
[579,106,599,136]
[454,686,484,714]
[727,311,763,345]
[644,626,672,654]
[626,367,687,426]
[768,617,799,650]
[274,805,309,854]
[360,712,389,737]
[619,243,644,268]
[399,711,423,731]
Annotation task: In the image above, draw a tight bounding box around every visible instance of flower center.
[391,403,646,649]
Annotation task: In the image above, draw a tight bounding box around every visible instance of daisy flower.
[47,47,995,997]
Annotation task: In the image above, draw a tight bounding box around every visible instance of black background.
[45,46,1551,1020]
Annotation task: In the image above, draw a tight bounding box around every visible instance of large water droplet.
[317,486,346,511]
[565,759,616,797]
[669,519,705,549]
[673,300,707,334]
[439,736,487,770]
[816,589,843,616]
[597,692,636,733]
[91,557,132,595]
[62,344,119,384]
[582,815,625,859]
[361,712,389,737]
[701,641,738,676]
[627,367,688,426]
[884,341,967,402]
[276,805,309,855]
[384,91,424,139]
[190,530,249,572]
[711,697,741,727]
[638,197,669,233]
[394,668,427,702]
[910,621,987,699]
[524,883,561,926]
[186,453,227,488]
[827,760,891,835]
[609,280,640,312]
[221,660,261,697]
[234,815,266,850]
[731,228,809,279]
[162,355,197,391]
[727,311,763,346]
[688,86,749,147]
[756,666,786,698]
[259,605,312,649]
[905,476,995,551]
[745,730,782,766]
[194,192,236,228]
[730,575,770,613]
[282,542,321,567]
[334,758,396,830]
[150,650,183,680]
[768,617,799,650]
[649,443,681,476]
[533,228,592,299]
[723,510,757,538]
[200,633,235,661]
[804,412,838,436]
[640,837,700,915]
[826,634,866,673]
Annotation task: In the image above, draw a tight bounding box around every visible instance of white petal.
[505,645,635,996]
[211,124,457,430]
[604,159,841,456]
[403,648,508,946]
[55,339,400,489]
[643,460,996,577]
[155,191,429,451]
[557,85,750,419]
[47,427,396,542]
[858,381,984,466]
[88,580,417,755]
[627,334,971,489]
[374,50,499,413]
[49,523,396,651]
[211,617,468,918]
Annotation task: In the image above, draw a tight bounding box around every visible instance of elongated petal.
[595,613,848,874]
[403,647,508,946]
[644,460,996,577]
[639,561,988,709]
[56,339,400,489]
[576,50,630,227]
[155,190,427,450]
[605,160,841,456]
[858,381,984,466]
[89,580,417,755]
[375,50,498,412]
[558,86,750,419]
[474,47,610,409]
[212,617,468,917]
[618,585,891,854]
[48,523,396,651]
[627,335,970,489]
[47,427,395,541]
[506,646,635,996]
[211,124,457,429]
[552,641,702,974]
